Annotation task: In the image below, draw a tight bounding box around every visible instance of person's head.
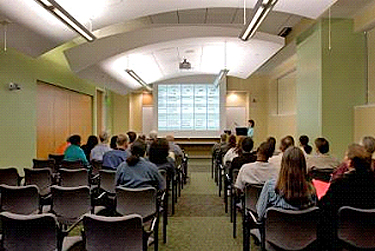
[267,137,276,156]
[347,143,372,173]
[299,135,309,146]
[149,138,170,165]
[126,131,137,144]
[110,135,118,149]
[314,137,329,154]
[220,133,227,143]
[138,134,146,141]
[126,139,146,166]
[276,146,314,205]
[280,135,295,152]
[228,135,237,148]
[116,134,129,150]
[86,135,98,147]
[149,130,158,140]
[257,142,272,161]
[362,136,375,155]
[99,131,110,143]
[166,134,174,142]
[248,119,255,128]
[242,137,254,153]
[68,135,81,146]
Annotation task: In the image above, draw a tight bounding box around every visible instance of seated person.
[166,134,183,159]
[307,137,340,174]
[229,137,256,179]
[212,134,227,160]
[219,135,236,164]
[91,131,112,161]
[149,138,176,177]
[63,134,89,166]
[81,135,98,161]
[268,135,295,170]
[331,136,375,181]
[116,139,164,190]
[126,131,137,148]
[257,147,317,220]
[319,144,375,249]
[235,142,278,191]
[109,135,118,150]
[102,134,129,170]
[299,135,312,155]
[224,136,245,164]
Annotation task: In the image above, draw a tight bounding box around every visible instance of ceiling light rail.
[239,0,278,41]
[125,69,152,92]
[34,0,96,42]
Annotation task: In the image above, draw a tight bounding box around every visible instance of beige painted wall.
[354,105,375,143]
[112,92,130,134]
[129,92,143,134]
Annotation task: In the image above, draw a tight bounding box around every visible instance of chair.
[91,159,103,176]
[230,168,240,223]
[0,184,39,215]
[308,168,333,182]
[59,168,89,187]
[0,167,21,186]
[0,211,82,251]
[83,213,144,251]
[338,206,375,250]
[262,207,320,251]
[60,159,85,170]
[24,168,53,212]
[50,185,92,226]
[32,158,55,170]
[93,169,117,213]
[242,184,264,250]
[116,186,159,251]
[0,211,59,251]
[48,154,65,172]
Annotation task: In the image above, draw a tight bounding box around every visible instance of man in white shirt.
[235,142,278,191]
[90,131,112,161]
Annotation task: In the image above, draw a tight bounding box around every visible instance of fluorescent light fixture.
[34,0,96,42]
[213,69,229,88]
[239,0,278,41]
[125,69,153,92]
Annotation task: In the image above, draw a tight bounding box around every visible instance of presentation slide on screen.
[158,84,220,131]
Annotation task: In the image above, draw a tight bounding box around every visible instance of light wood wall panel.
[37,82,93,158]
[354,105,375,144]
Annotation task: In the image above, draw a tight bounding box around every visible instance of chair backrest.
[48,154,64,171]
[24,168,52,196]
[0,167,20,186]
[338,206,375,249]
[308,168,333,182]
[0,211,58,251]
[59,168,88,187]
[91,159,103,176]
[116,186,157,219]
[0,184,40,214]
[244,184,264,215]
[83,213,143,251]
[99,169,117,193]
[60,160,85,170]
[51,185,91,225]
[32,158,55,170]
[264,206,320,250]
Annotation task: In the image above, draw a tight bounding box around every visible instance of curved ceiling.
[0,0,341,94]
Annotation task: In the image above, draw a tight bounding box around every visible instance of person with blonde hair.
[102,134,129,170]
[91,131,112,161]
[257,146,317,220]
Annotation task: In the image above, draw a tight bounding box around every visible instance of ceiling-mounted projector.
[179,59,191,70]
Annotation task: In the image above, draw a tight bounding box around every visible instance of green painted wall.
[0,48,115,169]
[296,23,323,142]
[296,19,366,158]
